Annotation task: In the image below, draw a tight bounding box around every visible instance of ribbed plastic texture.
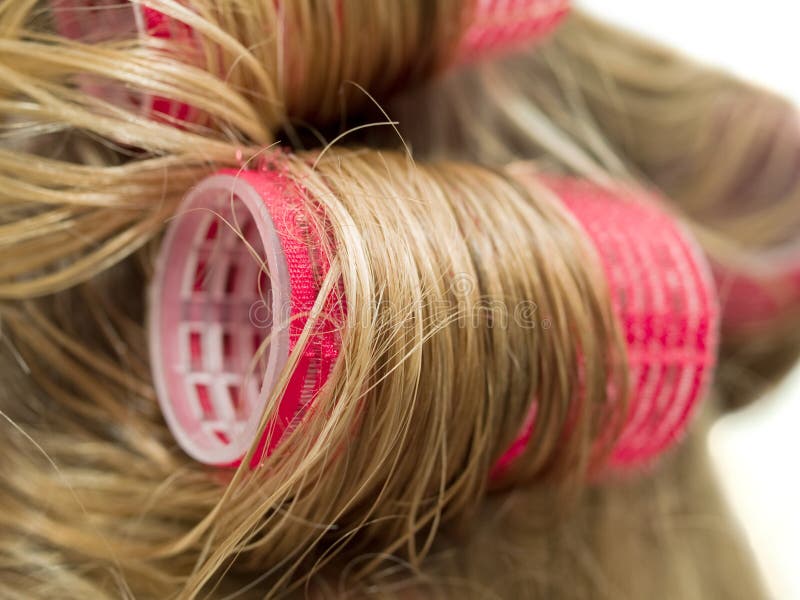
[148,168,341,467]
[492,178,720,476]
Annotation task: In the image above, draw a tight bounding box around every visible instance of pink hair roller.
[492,179,720,477]
[152,167,718,475]
[51,0,569,123]
[458,0,570,62]
[713,255,800,332]
[148,166,342,467]
[51,0,199,122]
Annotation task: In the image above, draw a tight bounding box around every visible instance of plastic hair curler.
[148,164,342,467]
[51,0,200,122]
[713,253,800,333]
[492,177,720,476]
[150,165,718,475]
[51,0,569,123]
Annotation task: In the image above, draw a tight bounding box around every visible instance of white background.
[577,1,800,598]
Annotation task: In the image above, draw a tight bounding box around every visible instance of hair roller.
[150,151,611,489]
[491,175,719,477]
[50,0,201,122]
[50,0,569,125]
[714,255,800,333]
[150,153,718,481]
[710,249,800,407]
[459,0,570,62]
[539,177,718,469]
[149,164,342,466]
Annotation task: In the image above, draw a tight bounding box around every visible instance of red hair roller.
[458,0,570,62]
[150,169,718,474]
[148,165,342,466]
[51,0,200,123]
[51,0,569,124]
[713,255,800,333]
[492,178,720,477]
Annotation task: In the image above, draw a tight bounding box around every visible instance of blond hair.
[0,3,779,599]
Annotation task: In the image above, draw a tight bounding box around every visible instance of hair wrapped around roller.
[0,1,795,599]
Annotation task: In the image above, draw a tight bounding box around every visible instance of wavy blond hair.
[0,3,781,599]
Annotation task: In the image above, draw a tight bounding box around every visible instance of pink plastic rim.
[149,168,340,466]
[51,0,198,122]
[492,178,720,477]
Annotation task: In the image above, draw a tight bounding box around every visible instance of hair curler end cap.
[149,172,294,465]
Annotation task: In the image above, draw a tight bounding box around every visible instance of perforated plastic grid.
[149,170,341,466]
[177,209,272,450]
